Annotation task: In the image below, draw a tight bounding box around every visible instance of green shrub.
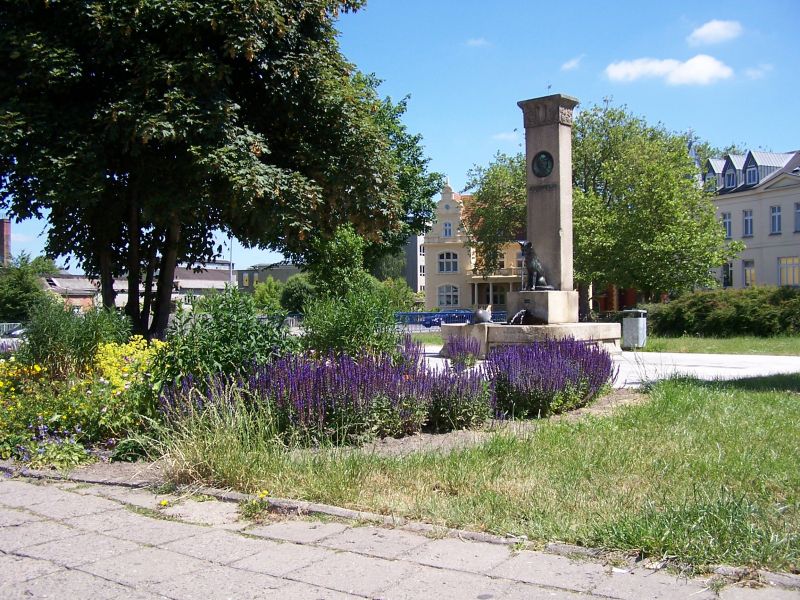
[380,277,415,311]
[252,276,284,314]
[18,299,130,378]
[647,287,800,337]
[280,273,316,313]
[302,282,400,358]
[306,225,368,299]
[151,287,296,388]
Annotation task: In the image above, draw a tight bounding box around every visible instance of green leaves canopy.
[462,103,741,298]
[0,0,437,336]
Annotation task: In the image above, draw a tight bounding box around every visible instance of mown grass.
[410,331,443,345]
[156,374,800,571]
[642,335,800,355]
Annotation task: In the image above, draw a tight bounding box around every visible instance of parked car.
[421,309,473,328]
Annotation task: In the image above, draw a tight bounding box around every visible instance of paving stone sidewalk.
[0,477,796,600]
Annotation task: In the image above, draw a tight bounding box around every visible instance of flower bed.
[487,340,615,418]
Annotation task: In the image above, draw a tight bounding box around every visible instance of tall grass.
[156,375,800,571]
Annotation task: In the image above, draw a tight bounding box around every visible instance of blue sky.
[9,0,798,270]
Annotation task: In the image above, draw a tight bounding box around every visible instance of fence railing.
[0,323,22,336]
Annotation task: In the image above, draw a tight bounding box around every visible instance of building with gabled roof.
[707,149,800,288]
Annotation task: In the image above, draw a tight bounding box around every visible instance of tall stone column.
[517,94,579,292]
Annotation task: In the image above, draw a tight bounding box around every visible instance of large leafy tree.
[462,152,526,277]
[0,253,58,321]
[0,0,437,337]
[461,103,742,302]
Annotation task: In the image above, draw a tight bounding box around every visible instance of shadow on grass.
[691,372,800,394]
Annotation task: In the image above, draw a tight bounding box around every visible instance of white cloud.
[491,131,519,142]
[605,54,733,85]
[745,63,773,80]
[687,20,742,45]
[465,37,490,48]
[561,54,585,71]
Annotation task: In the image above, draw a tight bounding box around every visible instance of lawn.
[642,335,800,355]
[160,374,800,572]
[410,331,443,345]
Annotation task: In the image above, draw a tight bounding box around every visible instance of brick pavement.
[0,477,796,599]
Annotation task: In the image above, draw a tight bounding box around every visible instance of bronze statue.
[519,241,553,291]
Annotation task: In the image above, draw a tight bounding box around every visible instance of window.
[419,245,425,256]
[721,263,733,288]
[746,167,758,185]
[419,265,425,277]
[742,260,756,287]
[419,285,425,292]
[253,273,259,284]
[770,206,782,234]
[482,286,507,306]
[743,210,753,237]
[721,212,731,239]
[442,222,452,237]
[437,252,458,273]
[515,252,524,268]
[242,273,250,286]
[725,170,736,188]
[778,257,800,287]
[497,256,506,269]
[795,202,800,232]
[437,285,459,307]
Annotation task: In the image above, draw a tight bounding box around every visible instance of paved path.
[424,346,800,389]
[1,478,796,599]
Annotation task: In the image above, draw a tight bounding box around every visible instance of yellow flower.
[256,490,270,500]
[159,500,170,507]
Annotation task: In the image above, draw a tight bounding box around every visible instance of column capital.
[518,94,579,128]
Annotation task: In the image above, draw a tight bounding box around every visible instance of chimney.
[0,219,9,265]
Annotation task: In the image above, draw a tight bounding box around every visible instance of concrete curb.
[4,462,800,591]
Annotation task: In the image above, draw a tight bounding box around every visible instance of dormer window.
[746,167,758,185]
[725,171,736,188]
[442,222,452,237]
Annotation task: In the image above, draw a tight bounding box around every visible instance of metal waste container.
[621,309,647,350]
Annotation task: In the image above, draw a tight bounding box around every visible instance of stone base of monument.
[506,290,578,324]
[441,321,622,359]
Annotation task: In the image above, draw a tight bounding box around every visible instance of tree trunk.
[149,217,181,340]
[140,237,158,334]
[98,244,116,309]
[125,197,142,331]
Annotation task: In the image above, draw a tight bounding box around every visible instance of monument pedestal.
[506,290,578,324]
[442,322,622,359]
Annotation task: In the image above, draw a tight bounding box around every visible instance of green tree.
[280,273,316,314]
[252,276,284,314]
[0,1,436,338]
[573,104,742,299]
[0,253,58,321]
[462,153,526,277]
[306,225,371,298]
[380,277,415,311]
[369,249,406,281]
[461,103,742,302]
[362,83,444,268]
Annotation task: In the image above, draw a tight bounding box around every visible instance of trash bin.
[621,309,647,350]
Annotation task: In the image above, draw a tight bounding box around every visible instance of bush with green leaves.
[302,282,401,358]
[253,276,284,314]
[280,273,316,313]
[380,277,415,311]
[306,225,368,299]
[645,286,800,337]
[0,253,58,322]
[151,287,296,388]
[18,298,130,378]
